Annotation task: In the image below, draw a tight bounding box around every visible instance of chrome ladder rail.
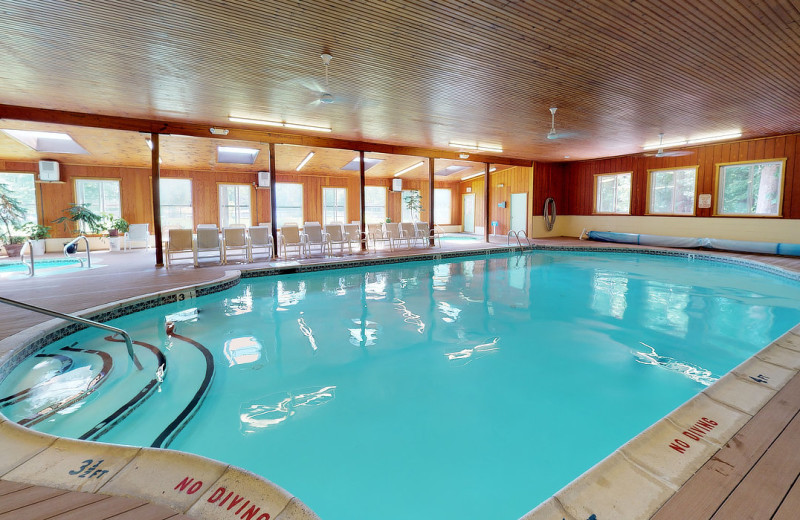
[64,235,91,268]
[19,239,35,277]
[0,296,143,370]
[507,230,531,250]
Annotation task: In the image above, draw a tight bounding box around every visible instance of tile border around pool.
[1,245,799,520]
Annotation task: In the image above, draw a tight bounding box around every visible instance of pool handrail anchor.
[63,235,91,268]
[20,239,35,277]
[0,296,143,371]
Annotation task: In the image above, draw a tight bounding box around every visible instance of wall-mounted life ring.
[543,197,556,231]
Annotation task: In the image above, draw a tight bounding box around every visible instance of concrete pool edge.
[0,245,799,519]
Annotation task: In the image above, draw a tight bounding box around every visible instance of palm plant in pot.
[0,183,27,257]
[53,203,105,253]
[23,223,51,256]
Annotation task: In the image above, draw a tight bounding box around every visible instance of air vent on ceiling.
[38,160,60,182]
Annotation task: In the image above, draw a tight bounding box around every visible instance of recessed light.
[217,146,260,164]
[1,129,88,154]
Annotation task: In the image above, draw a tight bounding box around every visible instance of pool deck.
[1,236,800,519]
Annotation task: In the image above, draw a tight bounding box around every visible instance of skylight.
[435,165,469,176]
[1,129,89,154]
[340,157,383,171]
[217,146,260,164]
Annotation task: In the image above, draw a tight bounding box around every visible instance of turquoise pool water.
[0,259,97,279]
[2,251,800,519]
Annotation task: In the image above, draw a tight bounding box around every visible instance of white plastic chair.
[400,222,423,247]
[164,228,193,268]
[344,223,369,253]
[384,222,410,250]
[124,223,150,251]
[367,222,392,250]
[278,223,307,259]
[194,226,222,266]
[222,227,248,264]
[414,221,442,248]
[248,224,273,261]
[303,222,330,256]
[325,223,350,255]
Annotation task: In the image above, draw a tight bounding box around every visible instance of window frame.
[433,188,452,225]
[645,166,698,216]
[275,182,304,227]
[364,185,387,224]
[593,172,632,215]
[322,186,347,224]
[714,158,786,217]
[159,177,194,231]
[401,189,422,222]
[218,183,253,228]
[74,177,122,219]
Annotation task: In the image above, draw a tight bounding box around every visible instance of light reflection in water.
[437,301,461,323]
[225,286,253,316]
[239,386,336,433]
[9,366,97,417]
[164,308,199,323]
[223,336,264,367]
[643,281,689,337]
[277,281,306,310]
[432,264,451,290]
[364,273,387,300]
[591,270,628,319]
[297,312,318,351]
[348,319,379,347]
[444,337,500,364]
[633,342,718,386]
[393,298,425,333]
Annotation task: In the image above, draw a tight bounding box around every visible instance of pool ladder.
[19,239,35,276]
[63,235,92,268]
[507,230,532,249]
[0,296,143,370]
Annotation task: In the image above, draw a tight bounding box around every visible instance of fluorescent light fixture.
[229,116,331,132]
[490,167,497,172]
[461,172,484,181]
[145,138,154,150]
[449,141,503,153]
[210,127,230,135]
[642,131,742,150]
[393,161,424,177]
[2,129,88,154]
[296,152,315,171]
[217,146,260,164]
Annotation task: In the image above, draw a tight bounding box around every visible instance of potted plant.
[0,183,26,257]
[106,216,129,251]
[53,203,105,254]
[23,223,51,256]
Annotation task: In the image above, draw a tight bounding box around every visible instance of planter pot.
[3,243,24,258]
[29,239,46,256]
[108,236,122,251]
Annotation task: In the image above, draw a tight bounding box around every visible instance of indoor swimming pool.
[2,250,800,519]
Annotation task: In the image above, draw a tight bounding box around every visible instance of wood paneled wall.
[458,167,533,234]
[562,134,800,219]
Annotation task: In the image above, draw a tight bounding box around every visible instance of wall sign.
[698,194,712,209]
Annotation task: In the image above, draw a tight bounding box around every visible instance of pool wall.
[1,244,800,519]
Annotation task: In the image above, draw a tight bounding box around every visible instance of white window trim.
[219,183,252,227]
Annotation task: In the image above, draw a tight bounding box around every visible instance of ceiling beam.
[0,104,532,167]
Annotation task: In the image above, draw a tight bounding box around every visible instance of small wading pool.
[2,251,800,519]
[0,259,93,279]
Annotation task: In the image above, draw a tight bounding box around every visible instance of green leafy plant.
[104,215,129,236]
[53,203,105,235]
[403,191,422,221]
[23,223,51,240]
[0,183,26,245]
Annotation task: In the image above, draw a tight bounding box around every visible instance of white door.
[510,192,527,235]
[462,193,475,233]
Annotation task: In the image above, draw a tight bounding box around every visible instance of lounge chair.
[248,224,273,261]
[344,223,369,253]
[194,225,222,266]
[367,222,392,250]
[164,228,193,268]
[400,222,423,247]
[303,222,330,256]
[222,227,248,264]
[384,222,410,250]
[414,221,442,248]
[278,223,307,259]
[124,223,150,250]
[325,222,350,254]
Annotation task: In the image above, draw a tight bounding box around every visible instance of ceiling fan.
[643,133,695,157]
[545,107,577,140]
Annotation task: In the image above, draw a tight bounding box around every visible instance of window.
[159,178,193,230]
[0,173,37,229]
[364,186,386,224]
[322,187,346,224]
[219,184,252,228]
[275,183,303,226]
[717,159,785,216]
[76,179,121,219]
[401,190,421,222]
[648,167,697,215]
[595,173,631,214]
[433,188,452,225]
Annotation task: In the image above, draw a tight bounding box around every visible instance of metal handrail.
[64,235,91,268]
[20,239,35,276]
[507,230,531,249]
[517,229,532,246]
[0,296,143,370]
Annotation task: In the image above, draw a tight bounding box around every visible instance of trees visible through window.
[322,187,346,224]
[401,190,421,222]
[434,188,451,225]
[0,173,37,229]
[648,167,697,215]
[76,179,121,219]
[364,186,386,224]
[275,183,303,226]
[159,178,193,231]
[219,184,252,228]
[717,160,784,216]
[595,173,631,214]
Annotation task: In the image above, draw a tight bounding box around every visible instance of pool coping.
[1,244,799,519]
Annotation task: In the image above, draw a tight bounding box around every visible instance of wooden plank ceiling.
[0,0,798,168]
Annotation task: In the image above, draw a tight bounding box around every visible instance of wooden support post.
[428,158,435,246]
[269,143,277,257]
[151,133,164,266]
[484,162,490,243]
[359,150,366,251]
